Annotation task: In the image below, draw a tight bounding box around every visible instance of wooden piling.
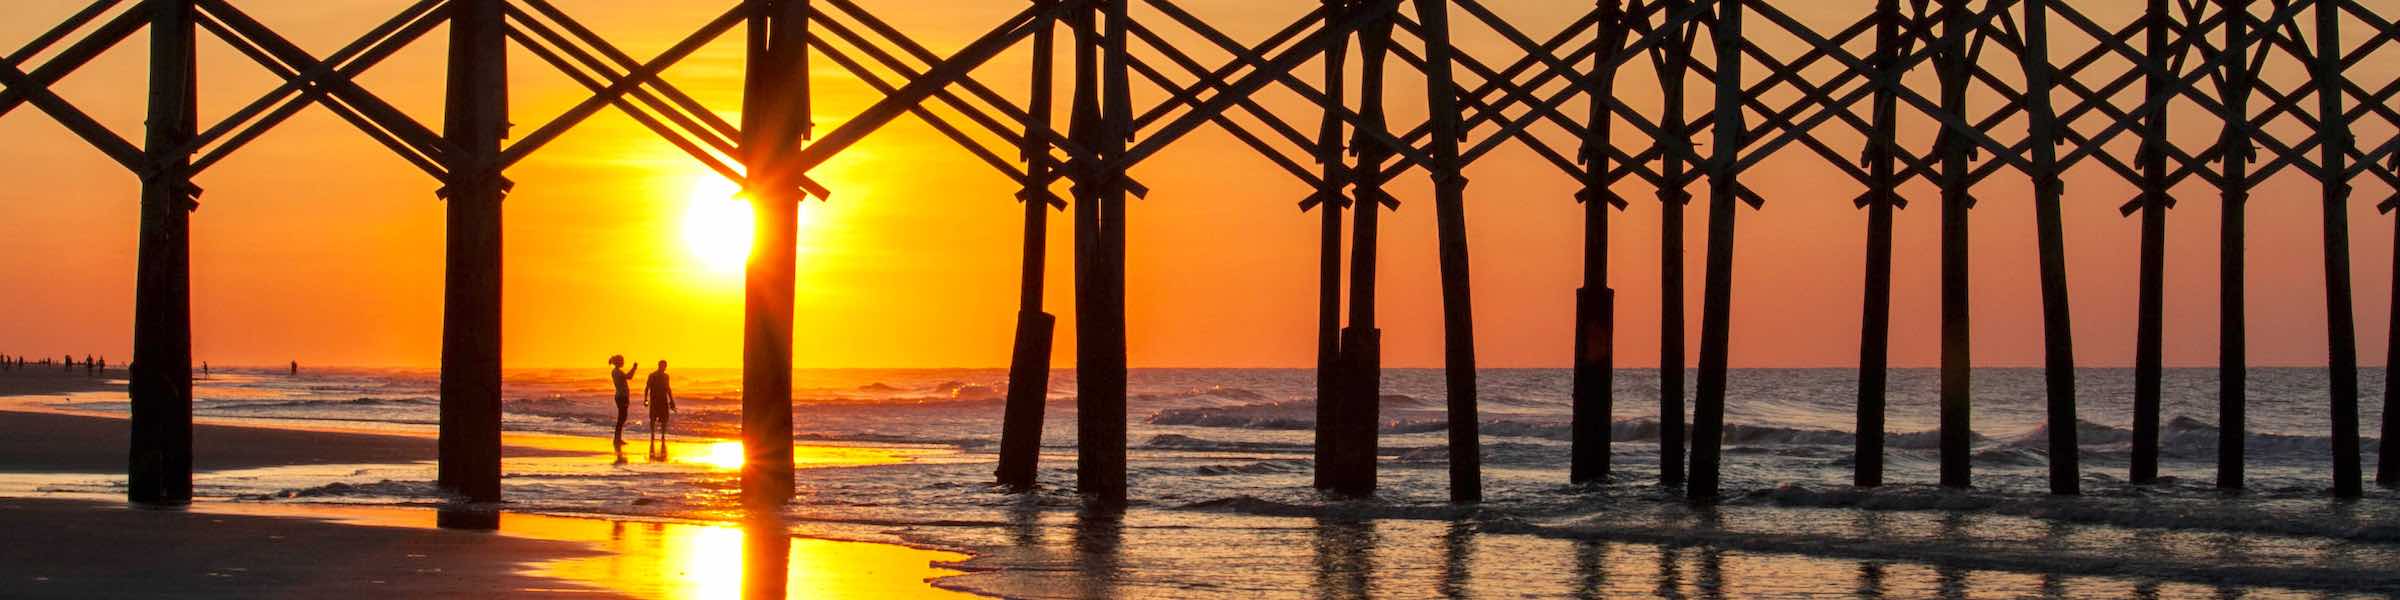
[2129,0,2171,486]
[2214,0,2251,491]
[2021,0,2080,496]
[1654,0,1693,488]
[1935,0,1973,490]
[997,1,1060,491]
[1687,0,1743,502]
[1330,3,1398,498]
[739,0,812,505]
[129,0,197,506]
[1412,0,1482,505]
[2314,0,2362,499]
[1068,0,1131,506]
[1854,0,1902,489]
[1572,0,1629,486]
[438,0,509,503]
[2385,212,2398,488]
[1312,0,1353,492]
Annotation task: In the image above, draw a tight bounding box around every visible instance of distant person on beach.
[201,362,209,379]
[608,355,640,447]
[83,355,93,376]
[289,360,299,376]
[643,360,675,458]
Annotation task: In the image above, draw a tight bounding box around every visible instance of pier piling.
[437,0,509,503]
[129,0,198,506]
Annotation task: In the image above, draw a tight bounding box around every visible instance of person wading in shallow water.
[643,360,675,459]
[607,355,640,448]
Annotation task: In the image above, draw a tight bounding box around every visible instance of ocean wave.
[1140,434,1311,453]
[1486,515,2400,593]
[1193,460,1311,476]
[205,396,438,411]
[1176,495,1477,521]
[242,479,447,501]
[2000,415,2380,459]
[1751,483,2400,543]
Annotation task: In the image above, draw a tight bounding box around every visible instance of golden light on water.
[682,176,755,274]
[692,441,747,470]
[528,515,978,599]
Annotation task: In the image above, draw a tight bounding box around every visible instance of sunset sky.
[2,0,2396,370]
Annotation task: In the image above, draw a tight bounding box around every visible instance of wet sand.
[0,498,619,598]
[0,373,984,599]
[0,410,594,473]
[0,498,978,599]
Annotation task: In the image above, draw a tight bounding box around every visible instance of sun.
[682,176,755,274]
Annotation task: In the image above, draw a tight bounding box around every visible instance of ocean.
[31,366,2400,597]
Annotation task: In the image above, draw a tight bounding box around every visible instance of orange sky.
[2,0,2396,369]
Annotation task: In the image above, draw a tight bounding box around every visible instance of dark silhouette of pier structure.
[6,0,2396,507]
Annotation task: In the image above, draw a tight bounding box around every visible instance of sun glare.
[690,440,747,470]
[682,176,754,274]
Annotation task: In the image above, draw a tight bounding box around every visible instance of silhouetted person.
[608,355,640,448]
[96,356,104,374]
[290,360,299,376]
[644,360,675,459]
[200,361,209,379]
[83,355,93,376]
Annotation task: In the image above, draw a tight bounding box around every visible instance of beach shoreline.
[0,366,2391,598]
[0,375,988,599]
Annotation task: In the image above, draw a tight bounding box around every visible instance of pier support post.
[2313,0,2362,499]
[1330,3,1397,497]
[1310,0,1353,492]
[1854,0,1902,489]
[740,0,813,506]
[2384,212,2398,488]
[1070,0,1131,506]
[1413,0,1481,505]
[438,0,509,503]
[2130,0,2173,486]
[997,2,1060,491]
[1571,1,1629,487]
[1653,0,1695,488]
[130,0,198,506]
[2021,0,2080,496]
[1688,0,1745,502]
[1934,0,1974,490]
[2215,0,2251,491]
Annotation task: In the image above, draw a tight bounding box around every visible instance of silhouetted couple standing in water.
[608,356,675,460]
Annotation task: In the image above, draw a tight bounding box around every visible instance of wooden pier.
[5,0,2396,506]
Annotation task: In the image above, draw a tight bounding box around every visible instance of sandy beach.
[0,497,619,598]
[0,372,980,599]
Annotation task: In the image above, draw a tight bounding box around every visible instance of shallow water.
[25,366,2400,597]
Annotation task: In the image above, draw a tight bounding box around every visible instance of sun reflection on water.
[533,516,978,599]
[685,441,748,470]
